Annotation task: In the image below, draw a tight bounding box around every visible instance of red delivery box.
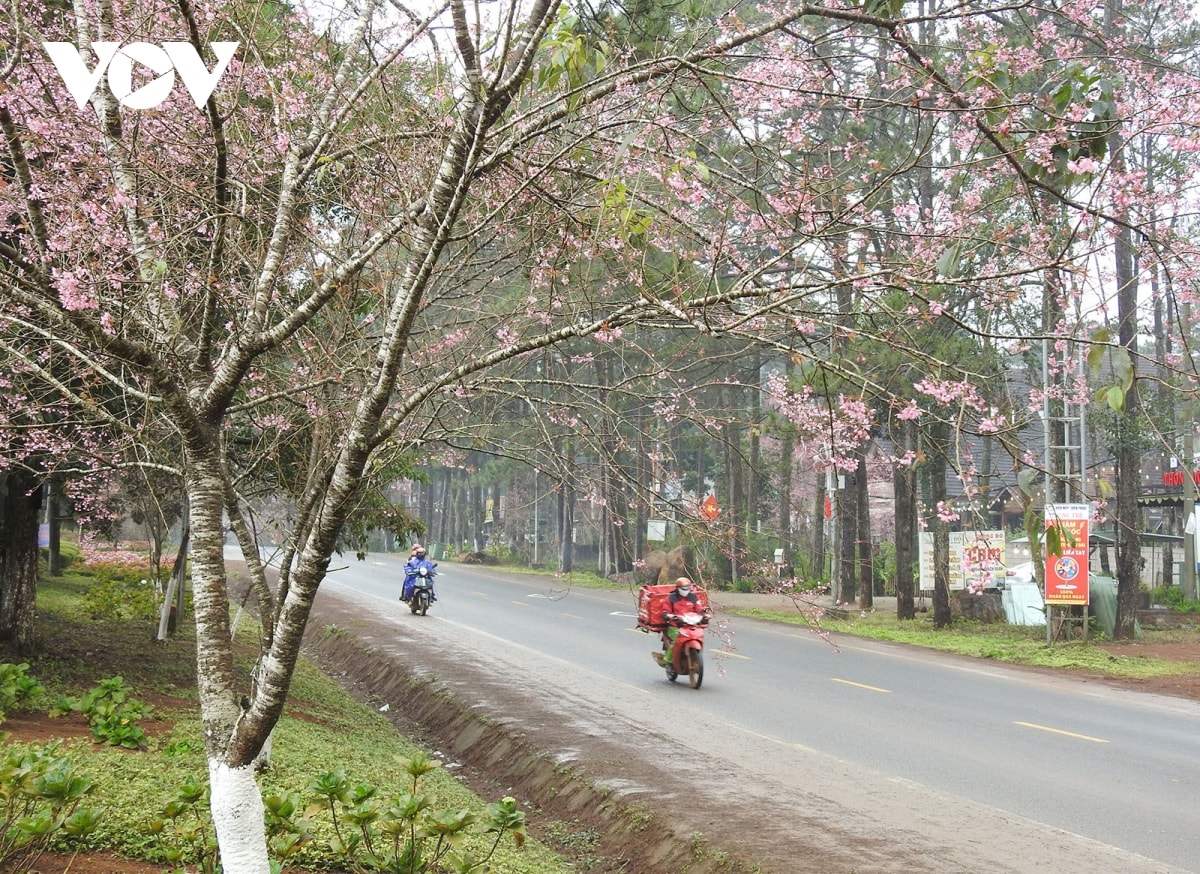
[637,584,709,631]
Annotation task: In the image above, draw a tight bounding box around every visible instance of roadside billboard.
[1044,504,1090,606]
[919,530,1006,592]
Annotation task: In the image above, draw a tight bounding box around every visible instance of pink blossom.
[936,502,960,523]
[56,270,97,311]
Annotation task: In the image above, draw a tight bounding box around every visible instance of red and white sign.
[1044,504,1090,606]
[700,494,720,520]
[1162,470,1200,487]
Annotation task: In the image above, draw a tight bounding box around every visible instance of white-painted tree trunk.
[208,759,270,874]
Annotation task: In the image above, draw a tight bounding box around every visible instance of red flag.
[700,494,720,520]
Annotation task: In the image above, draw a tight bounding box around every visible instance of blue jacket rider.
[402,544,438,602]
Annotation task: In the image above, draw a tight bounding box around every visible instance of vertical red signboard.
[1044,503,1090,606]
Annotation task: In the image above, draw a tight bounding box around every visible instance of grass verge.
[732,604,1200,680]
[0,567,579,874]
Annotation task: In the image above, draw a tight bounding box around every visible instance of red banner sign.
[700,494,720,520]
[1044,504,1090,606]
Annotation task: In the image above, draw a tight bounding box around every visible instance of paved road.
[295,550,1200,873]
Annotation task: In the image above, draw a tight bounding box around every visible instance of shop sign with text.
[1044,504,1090,606]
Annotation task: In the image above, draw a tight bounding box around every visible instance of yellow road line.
[1015,721,1109,743]
[832,678,891,693]
[561,612,585,620]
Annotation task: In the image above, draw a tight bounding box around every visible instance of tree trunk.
[837,476,856,604]
[1106,0,1142,639]
[491,483,502,552]
[929,421,952,628]
[856,447,873,609]
[558,481,575,574]
[723,413,746,584]
[811,473,826,582]
[894,418,918,620]
[776,418,795,578]
[419,477,435,543]
[0,471,41,652]
[471,483,485,552]
[438,469,453,548]
[634,406,648,565]
[747,348,762,539]
[208,759,269,873]
[47,474,64,576]
[182,450,270,872]
[158,503,190,641]
[557,437,575,574]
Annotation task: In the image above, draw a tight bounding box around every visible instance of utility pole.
[826,469,838,600]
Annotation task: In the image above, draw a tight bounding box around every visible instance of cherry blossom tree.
[0,0,826,866]
[6,0,1200,869]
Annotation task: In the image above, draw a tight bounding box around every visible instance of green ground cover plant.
[0,566,579,874]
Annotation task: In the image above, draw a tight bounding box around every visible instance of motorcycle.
[653,610,709,688]
[409,565,436,616]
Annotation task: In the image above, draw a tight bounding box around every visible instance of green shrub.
[1152,585,1200,613]
[80,575,159,620]
[50,677,151,749]
[485,542,517,563]
[0,664,45,723]
[145,754,527,873]
[0,741,104,872]
[58,539,80,570]
[40,541,79,573]
[147,774,218,873]
[295,752,527,873]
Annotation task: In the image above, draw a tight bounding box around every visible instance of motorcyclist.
[661,576,710,650]
[401,544,438,602]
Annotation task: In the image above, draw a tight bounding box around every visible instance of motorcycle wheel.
[687,649,703,689]
[419,596,428,616]
[410,598,419,614]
